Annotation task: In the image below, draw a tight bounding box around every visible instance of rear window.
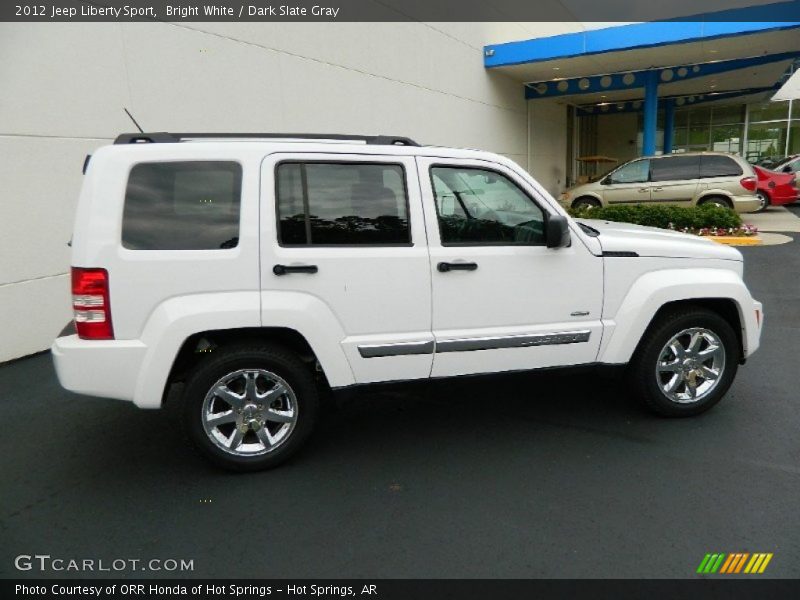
[650,156,700,181]
[699,155,742,178]
[122,161,242,250]
[276,162,410,245]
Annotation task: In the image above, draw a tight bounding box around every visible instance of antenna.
[123,107,144,133]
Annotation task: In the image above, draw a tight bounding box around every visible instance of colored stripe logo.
[697,553,773,574]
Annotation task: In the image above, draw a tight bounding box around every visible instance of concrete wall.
[0,22,538,362]
[527,100,569,197]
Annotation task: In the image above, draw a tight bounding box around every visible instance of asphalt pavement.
[1,229,799,579]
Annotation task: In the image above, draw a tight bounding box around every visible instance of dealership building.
[1,3,799,362]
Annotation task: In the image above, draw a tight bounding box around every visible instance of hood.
[578,219,743,261]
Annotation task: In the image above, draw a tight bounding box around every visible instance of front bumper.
[52,334,147,404]
[748,300,764,358]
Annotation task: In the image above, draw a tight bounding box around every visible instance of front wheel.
[627,307,740,417]
[572,197,601,211]
[182,344,320,471]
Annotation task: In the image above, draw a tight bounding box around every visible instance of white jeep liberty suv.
[52,132,763,471]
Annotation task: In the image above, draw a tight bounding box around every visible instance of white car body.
[52,137,763,410]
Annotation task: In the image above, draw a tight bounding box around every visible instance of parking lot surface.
[2,230,799,579]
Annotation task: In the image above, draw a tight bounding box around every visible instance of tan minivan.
[559,152,760,214]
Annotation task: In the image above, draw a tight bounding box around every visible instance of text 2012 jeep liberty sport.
[53,133,763,471]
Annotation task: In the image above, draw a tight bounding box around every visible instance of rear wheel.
[627,307,740,417]
[698,196,732,210]
[572,197,601,211]
[755,190,770,212]
[182,343,319,471]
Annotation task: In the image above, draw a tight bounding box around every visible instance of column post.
[642,70,659,156]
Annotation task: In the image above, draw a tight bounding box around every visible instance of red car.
[753,165,798,212]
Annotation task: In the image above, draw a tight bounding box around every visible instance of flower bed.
[670,224,759,237]
[568,203,757,238]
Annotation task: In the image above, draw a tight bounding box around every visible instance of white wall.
[0,22,540,362]
[527,100,568,197]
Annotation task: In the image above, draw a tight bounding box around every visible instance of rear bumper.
[767,188,798,206]
[52,334,147,405]
[730,195,762,214]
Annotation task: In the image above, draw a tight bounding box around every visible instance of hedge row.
[568,203,742,230]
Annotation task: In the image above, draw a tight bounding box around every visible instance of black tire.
[698,196,732,210]
[754,190,770,213]
[182,343,319,471]
[626,307,740,417]
[572,197,601,211]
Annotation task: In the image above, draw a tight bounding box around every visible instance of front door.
[602,158,651,204]
[260,152,433,384]
[416,157,604,378]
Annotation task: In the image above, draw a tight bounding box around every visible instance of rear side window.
[700,155,743,178]
[122,161,242,250]
[276,162,410,245]
[650,156,700,181]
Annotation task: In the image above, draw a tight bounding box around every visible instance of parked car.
[755,155,786,170]
[560,152,760,213]
[771,154,800,176]
[752,165,798,212]
[52,133,763,471]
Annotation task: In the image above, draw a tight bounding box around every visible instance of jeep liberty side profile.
[52,133,763,471]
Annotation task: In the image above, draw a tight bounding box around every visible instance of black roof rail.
[113,133,420,146]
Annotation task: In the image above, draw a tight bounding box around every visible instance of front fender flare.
[598,268,759,365]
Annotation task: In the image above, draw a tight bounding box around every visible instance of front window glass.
[607,159,650,184]
[430,166,545,245]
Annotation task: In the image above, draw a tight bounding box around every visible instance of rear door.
[650,155,700,205]
[260,153,433,384]
[601,158,651,204]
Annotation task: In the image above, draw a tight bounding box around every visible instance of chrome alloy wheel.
[202,369,298,456]
[655,328,726,404]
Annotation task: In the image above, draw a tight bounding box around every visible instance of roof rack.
[113,132,420,146]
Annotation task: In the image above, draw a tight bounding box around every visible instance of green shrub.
[568,203,742,231]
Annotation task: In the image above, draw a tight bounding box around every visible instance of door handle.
[652,186,663,191]
[437,261,478,272]
[638,187,649,193]
[273,264,318,276]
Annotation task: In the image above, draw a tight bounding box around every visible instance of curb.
[702,236,762,246]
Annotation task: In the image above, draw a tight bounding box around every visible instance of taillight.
[71,267,113,339]
[740,176,757,192]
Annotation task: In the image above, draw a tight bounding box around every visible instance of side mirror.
[783,165,793,173]
[545,214,571,248]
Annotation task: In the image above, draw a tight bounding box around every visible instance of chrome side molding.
[358,340,435,358]
[357,330,591,358]
[436,330,591,353]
